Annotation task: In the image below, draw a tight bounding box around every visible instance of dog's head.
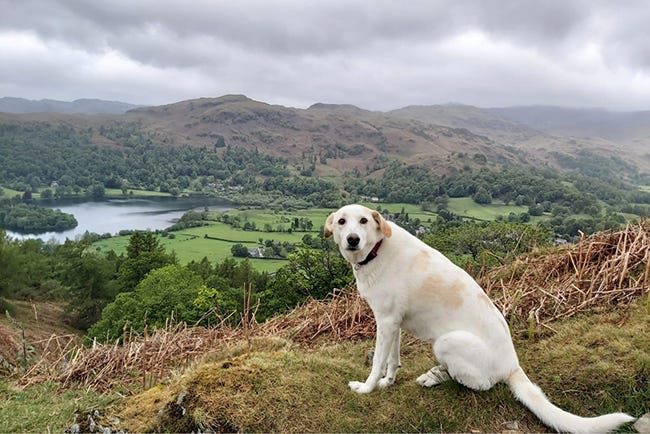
[324,204,392,264]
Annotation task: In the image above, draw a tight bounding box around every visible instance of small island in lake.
[0,203,78,234]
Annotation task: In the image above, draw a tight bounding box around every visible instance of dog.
[324,204,635,434]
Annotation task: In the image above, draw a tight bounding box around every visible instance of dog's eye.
[338,218,346,225]
[360,217,368,224]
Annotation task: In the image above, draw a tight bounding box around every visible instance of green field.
[447,197,529,220]
[0,186,23,198]
[360,202,439,223]
[103,188,171,198]
[90,202,538,272]
[93,208,334,273]
[1,185,172,201]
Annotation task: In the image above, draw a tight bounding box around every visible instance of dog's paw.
[416,373,437,387]
[416,366,451,387]
[348,380,374,394]
[378,376,395,389]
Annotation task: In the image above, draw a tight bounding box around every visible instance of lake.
[6,197,233,243]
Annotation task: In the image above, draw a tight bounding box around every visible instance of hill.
[389,103,543,143]
[3,223,647,432]
[0,97,141,115]
[0,300,80,370]
[125,95,650,176]
[4,94,647,180]
[490,105,650,143]
[124,95,525,176]
[389,103,650,174]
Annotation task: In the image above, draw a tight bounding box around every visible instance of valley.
[1,95,648,433]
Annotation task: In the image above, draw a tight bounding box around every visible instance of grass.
[0,381,120,433]
[86,199,543,271]
[1,185,171,200]
[0,301,106,432]
[91,204,437,271]
[2,219,647,432]
[2,300,645,433]
[361,202,439,224]
[92,208,334,272]
[113,299,647,433]
[447,197,529,220]
[0,185,23,198]
[103,188,171,198]
[118,338,541,433]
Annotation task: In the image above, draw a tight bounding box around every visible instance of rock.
[66,409,124,434]
[365,349,374,366]
[505,421,519,430]
[634,413,650,433]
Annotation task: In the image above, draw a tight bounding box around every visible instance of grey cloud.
[1,0,650,109]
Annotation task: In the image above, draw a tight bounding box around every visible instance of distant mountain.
[0,97,142,114]
[388,103,650,172]
[1,94,648,177]
[489,106,650,153]
[389,104,544,143]
[124,95,527,176]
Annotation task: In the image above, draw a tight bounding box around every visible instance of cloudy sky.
[1,0,650,111]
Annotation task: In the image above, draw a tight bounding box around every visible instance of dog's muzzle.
[346,233,360,250]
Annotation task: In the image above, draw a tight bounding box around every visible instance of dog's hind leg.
[416,365,451,387]
[432,330,498,391]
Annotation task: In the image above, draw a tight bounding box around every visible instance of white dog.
[324,204,635,434]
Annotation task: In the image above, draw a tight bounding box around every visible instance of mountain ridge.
[1,94,649,177]
[0,97,142,115]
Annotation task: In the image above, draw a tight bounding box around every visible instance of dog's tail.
[506,367,635,433]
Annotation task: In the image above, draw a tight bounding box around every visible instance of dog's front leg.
[349,317,400,394]
[378,331,401,388]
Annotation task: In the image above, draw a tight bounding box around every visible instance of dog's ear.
[324,212,335,238]
[372,210,392,237]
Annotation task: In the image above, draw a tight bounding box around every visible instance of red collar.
[356,239,383,268]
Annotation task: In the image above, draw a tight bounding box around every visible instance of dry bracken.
[17,221,649,392]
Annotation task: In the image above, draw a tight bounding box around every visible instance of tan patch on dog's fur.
[409,249,430,271]
[478,292,492,306]
[416,275,464,309]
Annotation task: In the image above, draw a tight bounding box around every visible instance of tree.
[87,265,204,342]
[528,204,544,216]
[423,221,552,272]
[231,244,250,258]
[117,232,176,292]
[0,230,18,298]
[257,246,352,320]
[40,189,53,200]
[472,186,492,205]
[88,184,105,200]
[55,240,119,329]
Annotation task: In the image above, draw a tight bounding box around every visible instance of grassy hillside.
[1,223,648,432]
[1,297,646,433]
[0,300,80,367]
[118,301,648,433]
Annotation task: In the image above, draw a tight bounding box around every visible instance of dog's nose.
[347,233,360,247]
